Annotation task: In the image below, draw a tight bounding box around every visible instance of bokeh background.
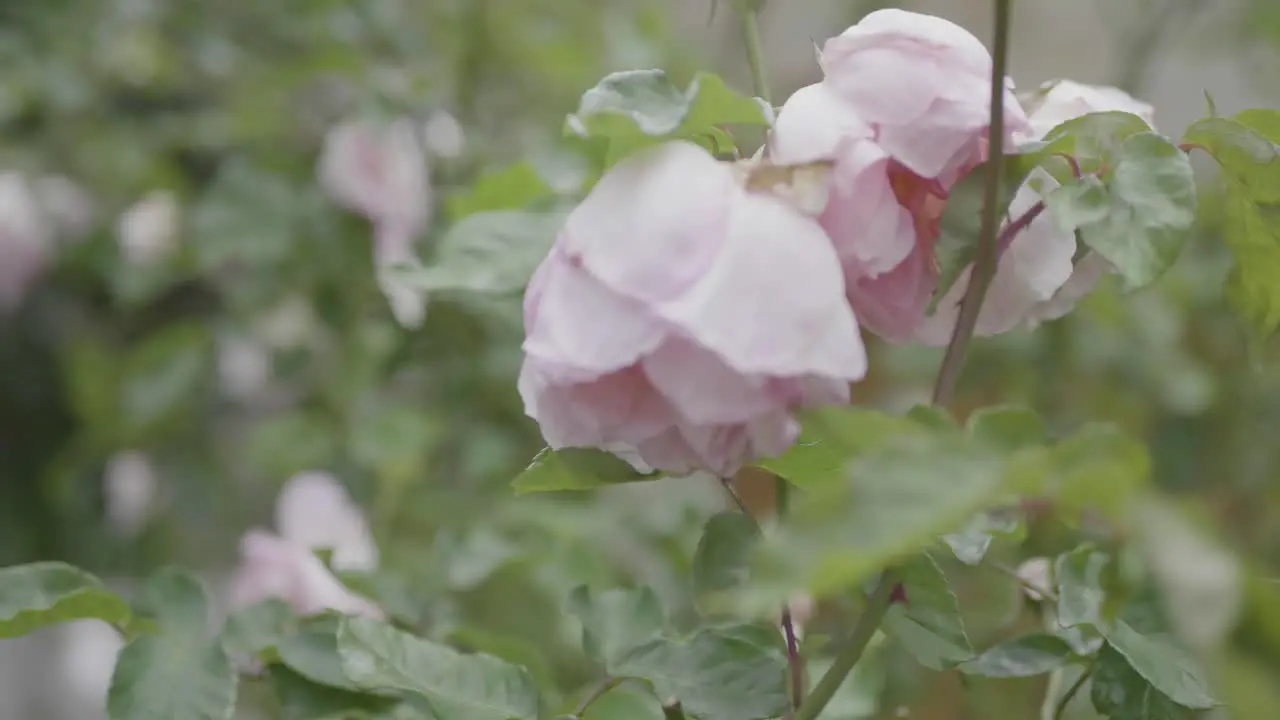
[1,0,1278,717]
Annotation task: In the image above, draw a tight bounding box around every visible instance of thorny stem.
[1053,662,1096,720]
[799,3,1016,719]
[931,0,1015,407]
[571,676,622,718]
[793,574,898,720]
[718,478,804,716]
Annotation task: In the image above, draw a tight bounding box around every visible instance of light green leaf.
[1039,110,1155,167]
[692,512,759,598]
[941,508,1023,565]
[1048,424,1150,518]
[742,431,1021,611]
[929,152,1046,311]
[565,70,767,165]
[964,405,1048,452]
[337,616,540,720]
[1045,174,1111,233]
[447,162,553,221]
[1054,547,1110,629]
[122,324,211,437]
[904,404,956,431]
[805,650,885,720]
[754,406,933,490]
[566,586,665,671]
[580,683,666,720]
[883,553,974,670]
[1182,113,1280,341]
[107,569,237,720]
[611,625,788,720]
[278,616,369,692]
[1099,621,1217,710]
[960,634,1076,678]
[394,208,569,296]
[0,562,131,639]
[511,447,661,494]
[220,599,298,659]
[1071,132,1197,289]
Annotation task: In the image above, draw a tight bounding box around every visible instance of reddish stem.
[1053,152,1083,179]
[781,607,805,714]
[996,200,1048,256]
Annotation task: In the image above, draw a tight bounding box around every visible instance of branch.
[931,0,1015,407]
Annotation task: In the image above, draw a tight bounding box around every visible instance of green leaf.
[278,616,369,692]
[394,208,569,296]
[337,616,541,720]
[964,405,1048,452]
[960,634,1076,678]
[1091,643,1194,720]
[1047,424,1150,518]
[448,162,553,221]
[1070,132,1197,289]
[220,599,298,659]
[1099,621,1217,710]
[107,569,237,720]
[566,586,665,671]
[1039,110,1155,166]
[270,665,406,720]
[742,429,1022,611]
[883,553,974,670]
[1181,114,1280,341]
[1054,547,1110,629]
[805,651,885,720]
[611,625,788,720]
[0,562,131,639]
[692,512,759,598]
[565,70,767,165]
[904,405,956,431]
[941,508,1023,565]
[754,407,933,490]
[929,152,1045,311]
[122,324,211,437]
[580,683,666,720]
[511,447,661,494]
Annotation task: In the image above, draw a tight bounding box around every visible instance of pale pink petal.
[640,336,778,425]
[519,363,678,448]
[769,83,875,165]
[845,240,938,343]
[229,530,383,620]
[275,472,379,572]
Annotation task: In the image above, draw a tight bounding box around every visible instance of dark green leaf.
[1070,133,1197,289]
[1099,621,1216,710]
[692,512,759,598]
[566,586,665,671]
[883,553,974,670]
[960,634,1076,678]
[512,447,661,494]
[1091,642,1197,720]
[1039,111,1155,166]
[448,162,553,220]
[930,152,1046,310]
[1054,547,1110,629]
[0,562,131,639]
[107,569,237,720]
[337,616,540,720]
[270,665,406,720]
[395,208,569,296]
[279,617,369,692]
[122,324,211,437]
[611,625,788,720]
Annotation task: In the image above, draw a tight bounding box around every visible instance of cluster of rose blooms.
[518,9,1154,478]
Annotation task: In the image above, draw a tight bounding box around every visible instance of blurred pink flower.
[0,172,54,312]
[771,9,1029,343]
[318,118,431,328]
[228,471,381,619]
[519,141,866,478]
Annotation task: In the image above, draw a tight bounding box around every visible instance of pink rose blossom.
[519,141,866,478]
[227,471,381,619]
[0,173,54,312]
[771,9,1029,343]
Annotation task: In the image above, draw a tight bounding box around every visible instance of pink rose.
[227,472,381,619]
[0,172,54,312]
[770,9,1029,343]
[519,141,866,477]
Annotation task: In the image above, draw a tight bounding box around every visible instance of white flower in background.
[1016,557,1053,602]
[1022,79,1156,140]
[116,190,180,265]
[318,117,432,328]
[216,334,273,401]
[103,451,159,538]
[228,471,382,619]
[255,296,318,350]
[34,174,95,239]
[423,111,465,159]
[0,172,54,312]
[57,619,123,718]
